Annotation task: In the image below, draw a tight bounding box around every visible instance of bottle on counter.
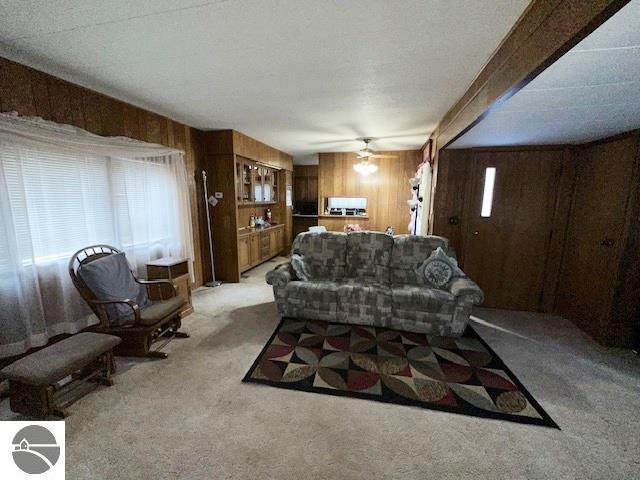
[265,207,272,224]
[249,214,256,228]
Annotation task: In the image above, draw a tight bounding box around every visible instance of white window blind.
[0,145,182,268]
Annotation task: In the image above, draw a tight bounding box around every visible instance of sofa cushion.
[284,281,339,320]
[391,285,456,314]
[292,232,347,281]
[337,281,392,327]
[389,235,452,286]
[77,252,150,326]
[345,231,393,284]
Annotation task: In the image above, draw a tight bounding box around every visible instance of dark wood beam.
[433,0,631,149]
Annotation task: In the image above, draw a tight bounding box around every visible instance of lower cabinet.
[250,234,261,266]
[238,225,286,273]
[238,236,250,271]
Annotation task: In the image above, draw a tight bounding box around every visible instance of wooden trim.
[432,0,631,149]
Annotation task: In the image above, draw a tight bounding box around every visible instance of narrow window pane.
[481,167,496,217]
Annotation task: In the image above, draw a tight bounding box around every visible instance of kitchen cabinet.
[238,224,286,273]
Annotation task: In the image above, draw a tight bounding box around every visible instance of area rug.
[243,318,558,428]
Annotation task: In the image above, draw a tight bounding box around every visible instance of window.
[481,167,496,218]
[0,144,183,268]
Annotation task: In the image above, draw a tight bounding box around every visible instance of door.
[238,236,250,271]
[556,136,637,340]
[462,150,565,310]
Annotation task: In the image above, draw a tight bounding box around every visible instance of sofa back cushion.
[390,235,453,285]
[292,231,347,281]
[345,231,394,284]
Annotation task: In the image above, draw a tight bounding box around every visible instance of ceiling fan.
[353,138,395,175]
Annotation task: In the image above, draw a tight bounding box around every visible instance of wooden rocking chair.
[69,245,189,358]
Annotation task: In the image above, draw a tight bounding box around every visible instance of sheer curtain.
[0,112,194,358]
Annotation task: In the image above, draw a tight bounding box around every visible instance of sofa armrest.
[448,277,484,305]
[265,263,293,287]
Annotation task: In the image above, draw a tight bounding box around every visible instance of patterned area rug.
[243,318,558,428]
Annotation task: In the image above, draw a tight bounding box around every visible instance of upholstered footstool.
[0,332,121,418]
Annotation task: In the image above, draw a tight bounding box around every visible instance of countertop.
[237,223,284,237]
[292,214,319,218]
[318,214,369,219]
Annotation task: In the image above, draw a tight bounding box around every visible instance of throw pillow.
[291,253,310,281]
[416,247,464,288]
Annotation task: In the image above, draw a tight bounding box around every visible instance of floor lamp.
[202,170,222,287]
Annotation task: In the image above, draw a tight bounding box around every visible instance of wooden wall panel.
[318,151,421,233]
[0,56,205,287]
[556,132,640,346]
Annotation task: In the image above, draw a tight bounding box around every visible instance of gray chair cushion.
[292,232,347,281]
[345,231,393,284]
[78,252,150,325]
[0,332,121,386]
[125,296,184,327]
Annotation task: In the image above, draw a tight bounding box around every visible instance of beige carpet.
[1,257,639,479]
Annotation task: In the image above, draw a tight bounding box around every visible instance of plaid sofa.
[266,231,484,337]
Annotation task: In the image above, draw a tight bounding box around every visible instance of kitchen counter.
[292,214,319,218]
[318,214,369,219]
[238,223,284,237]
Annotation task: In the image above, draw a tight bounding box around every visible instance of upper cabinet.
[237,156,279,204]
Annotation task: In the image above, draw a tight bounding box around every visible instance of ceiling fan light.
[353,161,378,175]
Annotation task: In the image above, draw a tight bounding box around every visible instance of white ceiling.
[0,0,529,161]
[450,0,640,149]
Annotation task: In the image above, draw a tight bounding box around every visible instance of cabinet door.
[306,177,318,202]
[254,167,263,203]
[263,168,273,202]
[276,227,284,254]
[260,232,271,260]
[250,234,261,265]
[269,229,278,256]
[238,236,250,271]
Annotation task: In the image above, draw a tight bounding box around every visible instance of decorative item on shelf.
[265,207,272,224]
[249,214,256,228]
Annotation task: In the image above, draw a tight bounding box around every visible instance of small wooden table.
[146,257,194,317]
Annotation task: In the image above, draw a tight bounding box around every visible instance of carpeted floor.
[1,257,639,479]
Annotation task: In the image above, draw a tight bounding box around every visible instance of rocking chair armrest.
[135,278,177,299]
[88,298,141,326]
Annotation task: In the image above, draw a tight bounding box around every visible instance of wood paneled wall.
[556,132,640,347]
[434,134,640,347]
[202,130,293,282]
[0,56,206,286]
[318,151,421,233]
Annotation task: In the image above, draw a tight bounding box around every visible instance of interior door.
[462,150,565,311]
[555,136,637,339]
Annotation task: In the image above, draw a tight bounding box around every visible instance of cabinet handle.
[600,238,615,247]
[473,231,479,235]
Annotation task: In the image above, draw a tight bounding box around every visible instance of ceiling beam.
[431,0,631,150]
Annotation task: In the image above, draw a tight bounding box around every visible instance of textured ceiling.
[450,0,640,149]
[0,0,529,160]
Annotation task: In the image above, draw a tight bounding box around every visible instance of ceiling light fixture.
[353,138,379,175]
